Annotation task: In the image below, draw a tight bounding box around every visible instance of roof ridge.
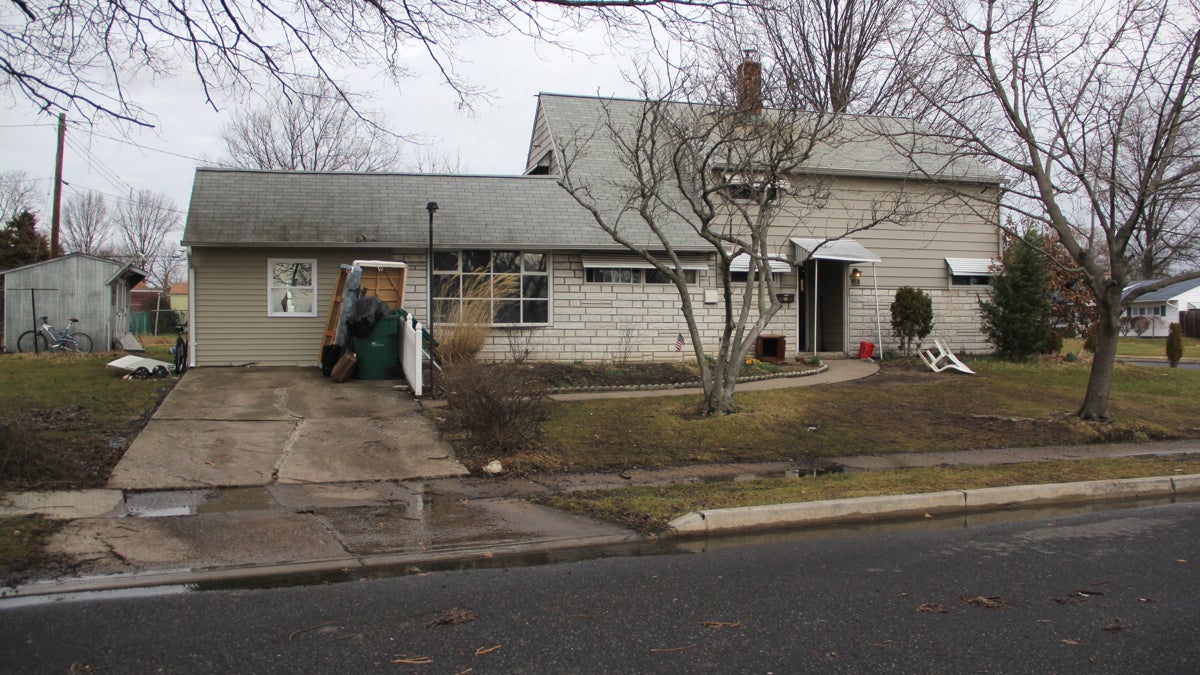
[192,167,562,180]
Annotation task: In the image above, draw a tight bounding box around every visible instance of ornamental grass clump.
[435,273,518,366]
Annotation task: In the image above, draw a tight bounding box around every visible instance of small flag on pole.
[675,332,685,352]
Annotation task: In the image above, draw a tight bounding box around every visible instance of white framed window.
[268,259,317,317]
[585,268,698,285]
[432,250,550,326]
[946,258,995,288]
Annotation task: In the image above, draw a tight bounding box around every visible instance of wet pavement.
[108,367,468,490]
[3,358,1199,597]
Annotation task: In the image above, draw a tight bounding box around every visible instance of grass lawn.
[444,358,1200,474]
[536,454,1200,533]
[1061,336,1200,358]
[0,347,177,490]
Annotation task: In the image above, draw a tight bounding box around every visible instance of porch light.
[851,268,862,286]
[427,201,438,398]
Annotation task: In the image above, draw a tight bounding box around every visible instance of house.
[1122,278,1200,337]
[1,252,147,352]
[181,78,1001,368]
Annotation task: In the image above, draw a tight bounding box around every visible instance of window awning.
[580,253,709,270]
[791,238,881,264]
[945,258,995,275]
[729,253,793,273]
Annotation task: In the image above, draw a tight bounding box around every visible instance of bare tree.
[2,0,723,127]
[908,0,1200,420]
[557,55,933,415]
[219,81,404,172]
[0,170,41,221]
[714,0,928,116]
[62,190,112,254]
[113,190,182,288]
[403,147,470,174]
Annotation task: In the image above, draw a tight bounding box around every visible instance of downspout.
[187,252,195,368]
[873,262,881,357]
[812,261,819,356]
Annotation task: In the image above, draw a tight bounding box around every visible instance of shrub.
[1083,324,1098,353]
[1044,330,1064,355]
[435,274,518,365]
[1167,322,1183,368]
[443,363,551,453]
[890,286,933,356]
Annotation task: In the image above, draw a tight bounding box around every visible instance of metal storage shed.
[1,253,147,353]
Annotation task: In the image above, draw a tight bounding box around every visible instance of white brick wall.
[847,286,991,356]
[396,251,991,363]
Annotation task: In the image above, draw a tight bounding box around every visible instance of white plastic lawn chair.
[918,338,975,375]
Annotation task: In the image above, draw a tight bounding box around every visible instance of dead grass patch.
[536,454,1200,533]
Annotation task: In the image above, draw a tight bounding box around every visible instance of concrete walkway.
[108,367,467,490]
[549,358,877,401]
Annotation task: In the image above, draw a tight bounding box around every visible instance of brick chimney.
[736,50,763,116]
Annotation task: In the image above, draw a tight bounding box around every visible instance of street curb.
[1,532,643,601]
[668,473,1200,534]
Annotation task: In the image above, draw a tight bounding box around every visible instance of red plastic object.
[857,341,875,359]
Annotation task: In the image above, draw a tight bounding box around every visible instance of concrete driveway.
[108,368,467,490]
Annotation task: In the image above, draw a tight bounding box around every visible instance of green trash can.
[352,313,400,380]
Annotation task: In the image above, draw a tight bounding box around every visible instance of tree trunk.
[701,354,742,416]
[1077,292,1122,420]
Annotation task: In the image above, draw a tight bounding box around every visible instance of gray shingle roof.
[1124,277,1200,301]
[536,93,1001,185]
[184,94,1000,251]
[183,170,641,250]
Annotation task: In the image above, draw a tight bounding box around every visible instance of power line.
[64,182,188,216]
[84,129,232,167]
[64,135,137,199]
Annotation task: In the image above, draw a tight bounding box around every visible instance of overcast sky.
[0,27,647,239]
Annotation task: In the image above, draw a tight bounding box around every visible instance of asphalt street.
[2,502,1197,673]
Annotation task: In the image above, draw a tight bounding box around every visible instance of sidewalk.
[3,358,1198,598]
[4,437,1198,599]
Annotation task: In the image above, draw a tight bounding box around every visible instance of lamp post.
[426,201,439,397]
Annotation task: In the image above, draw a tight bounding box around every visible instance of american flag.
[674,332,685,352]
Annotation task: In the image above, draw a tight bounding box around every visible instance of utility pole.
[50,113,66,258]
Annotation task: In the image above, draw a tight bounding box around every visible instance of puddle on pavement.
[192,493,1200,593]
[124,487,277,518]
[17,493,1196,606]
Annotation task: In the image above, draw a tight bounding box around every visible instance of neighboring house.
[168,283,189,312]
[130,281,162,310]
[1122,278,1200,336]
[182,82,1001,368]
[1,252,146,352]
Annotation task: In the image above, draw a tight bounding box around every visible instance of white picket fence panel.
[400,313,425,397]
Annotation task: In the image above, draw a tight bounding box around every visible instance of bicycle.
[171,322,189,375]
[16,317,93,354]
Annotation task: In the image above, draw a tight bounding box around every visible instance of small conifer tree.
[979,231,1053,359]
[1166,322,1183,368]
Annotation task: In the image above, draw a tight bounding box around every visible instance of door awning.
[945,257,995,275]
[580,253,709,270]
[791,238,881,264]
[729,253,793,273]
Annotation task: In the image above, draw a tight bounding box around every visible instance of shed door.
[113,280,130,340]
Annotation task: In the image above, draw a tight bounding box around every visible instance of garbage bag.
[345,295,390,338]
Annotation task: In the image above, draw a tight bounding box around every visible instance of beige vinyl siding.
[191,247,404,367]
[524,102,556,174]
[759,177,998,289]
